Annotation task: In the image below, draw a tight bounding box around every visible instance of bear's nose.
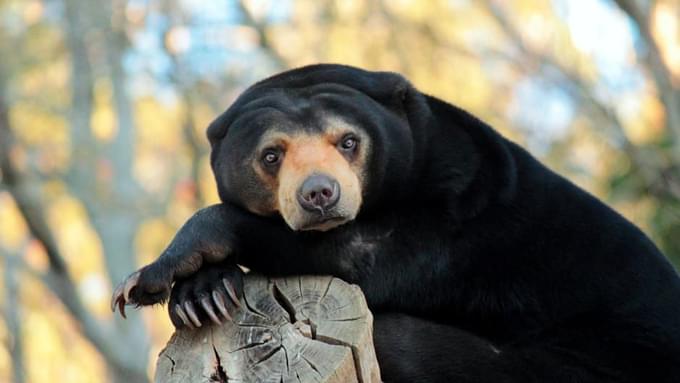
[297,174,340,213]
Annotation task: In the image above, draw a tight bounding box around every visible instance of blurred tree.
[612,0,680,262]
[0,0,678,381]
[60,0,150,380]
[478,0,680,263]
[0,0,151,380]
[1,245,27,383]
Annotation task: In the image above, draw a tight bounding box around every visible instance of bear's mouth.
[299,216,348,231]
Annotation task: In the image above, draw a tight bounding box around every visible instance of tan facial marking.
[248,118,370,231]
[278,133,362,230]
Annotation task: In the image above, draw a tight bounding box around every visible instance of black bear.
[112,64,680,382]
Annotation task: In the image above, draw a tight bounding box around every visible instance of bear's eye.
[261,149,282,166]
[339,135,358,152]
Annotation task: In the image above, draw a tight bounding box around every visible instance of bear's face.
[223,112,370,231]
[208,66,425,232]
[252,115,371,231]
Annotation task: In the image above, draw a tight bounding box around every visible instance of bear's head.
[206,64,516,230]
[206,64,431,231]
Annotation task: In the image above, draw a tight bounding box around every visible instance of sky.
[119,0,644,153]
[511,0,643,151]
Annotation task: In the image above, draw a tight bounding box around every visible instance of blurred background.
[0,0,678,381]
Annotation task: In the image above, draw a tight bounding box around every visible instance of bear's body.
[113,65,680,382]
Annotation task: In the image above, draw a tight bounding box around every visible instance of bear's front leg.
[111,203,241,317]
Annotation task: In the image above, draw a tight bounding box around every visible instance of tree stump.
[154,275,381,383]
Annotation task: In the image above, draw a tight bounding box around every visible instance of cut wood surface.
[154,275,381,383]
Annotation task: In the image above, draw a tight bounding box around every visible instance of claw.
[212,290,232,321]
[200,296,222,325]
[111,285,124,313]
[222,278,241,307]
[111,271,141,318]
[123,271,140,301]
[118,298,127,318]
[111,290,120,313]
[185,301,202,327]
[175,304,195,329]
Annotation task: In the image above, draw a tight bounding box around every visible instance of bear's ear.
[254,64,424,116]
[423,95,518,219]
[206,65,425,147]
[206,91,261,147]
[206,111,229,147]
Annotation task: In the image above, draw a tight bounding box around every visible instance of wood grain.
[155,275,381,383]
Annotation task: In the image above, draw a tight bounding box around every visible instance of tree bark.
[1,56,148,381]
[2,249,26,383]
[155,275,381,383]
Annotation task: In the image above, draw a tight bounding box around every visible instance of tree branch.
[0,87,148,381]
[1,247,26,383]
[236,0,289,69]
[613,0,680,159]
[0,40,149,380]
[0,76,67,275]
[482,0,680,200]
[61,0,98,208]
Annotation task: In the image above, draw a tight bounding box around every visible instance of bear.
[112,64,680,382]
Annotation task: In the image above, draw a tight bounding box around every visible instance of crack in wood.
[154,276,380,383]
[210,345,228,382]
[272,282,297,323]
[233,323,271,329]
[320,278,333,301]
[165,355,176,374]
[227,334,273,353]
[242,293,269,320]
[252,344,282,367]
[325,316,365,322]
[323,302,353,316]
[350,345,366,383]
[301,355,323,379]
[281,342,290,375]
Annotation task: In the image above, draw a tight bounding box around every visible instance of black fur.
[126,64,680,382]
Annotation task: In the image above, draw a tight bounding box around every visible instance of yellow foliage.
[134,97,187,195]
[199,155,220,205]
[134,149,180,195]
[333,0,365,19]
[9,103,69,173]
[143,308,175,378]
[91,79,117,142]
[78,272,112,317]
[136,218,176,266]
[20,61,69,106]
[653,1,680,79]
[324,25,369,66]
[23,298,106,383]
[385,0,449,23]
[45,194,104,279]
[0,193,28,250]
[0,0,677,381]
[191,102,220,137]
[22,0,43,25]
[24,239,49,273]
[135,97,183,150]
[623,91,666,144]
[0,342,9,382]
